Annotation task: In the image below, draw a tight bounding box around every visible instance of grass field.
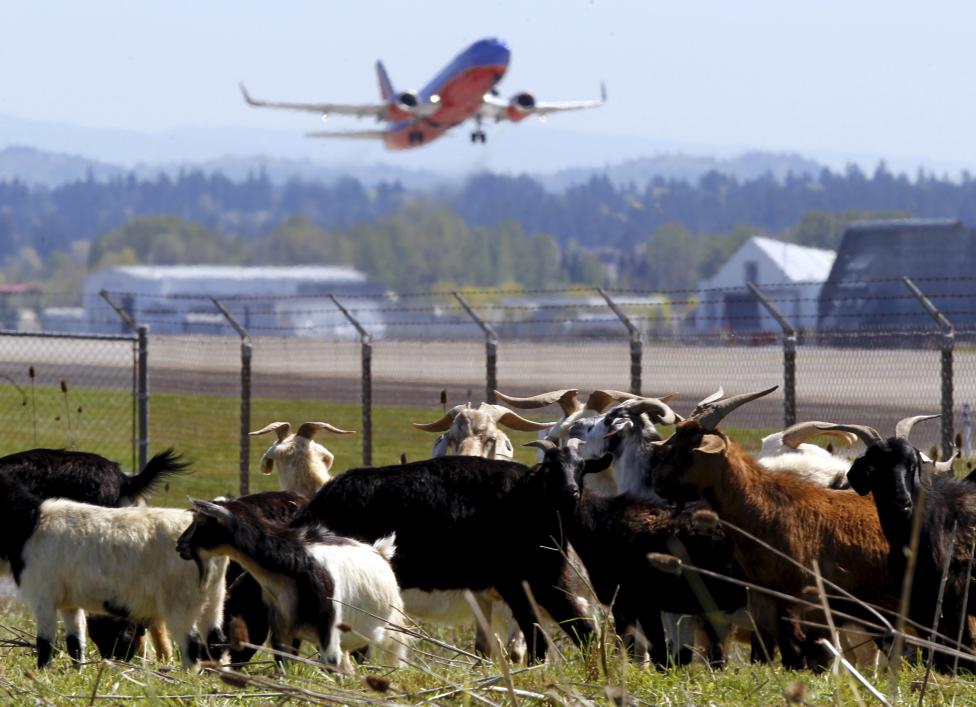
[0,386,974,703]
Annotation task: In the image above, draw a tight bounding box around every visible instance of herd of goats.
[0,383,975,680]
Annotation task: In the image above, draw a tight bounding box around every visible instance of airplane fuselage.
[384,39,510,149]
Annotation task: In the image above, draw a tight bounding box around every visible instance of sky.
[2,0,975,174]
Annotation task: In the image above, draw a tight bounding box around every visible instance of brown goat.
[651,387,895,669]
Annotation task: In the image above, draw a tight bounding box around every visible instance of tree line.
[1,161,967,297]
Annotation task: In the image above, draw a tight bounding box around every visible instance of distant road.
[0,334,962,451]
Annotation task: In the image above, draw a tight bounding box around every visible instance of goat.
[0,447,190,662]
[648,387,895,670]
[413,402,553,460]
[215,491,307,666]
[0,474,227,668]
[833,417,976,671]
[290,456,594,663]
[495,388,675,495]
[0,447,190,508]
[563,395,680,497]
[249,421,355,499]
[414,400,554,661]
[757,421,859,489]
[179,497,406,671]
[529,438,746,667]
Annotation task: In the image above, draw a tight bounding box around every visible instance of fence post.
[99,290,149,470]
[454,292,498,404]
[903,277,954,459]
[330,295,372,466]
[747,282,797,427]
[599,288,642,395]
[212,298,252,495]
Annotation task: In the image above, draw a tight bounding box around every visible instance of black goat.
[0,447,189,508]
[0,447,189,661]
[291,455,594,662]
[531,439,746,667]
[846,434,976,672]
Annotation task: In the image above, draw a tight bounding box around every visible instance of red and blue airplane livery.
[240,38,605,150]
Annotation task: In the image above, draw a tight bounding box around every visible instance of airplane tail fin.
[376,60,395,101]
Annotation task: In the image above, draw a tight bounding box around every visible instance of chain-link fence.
[4,277,976,489]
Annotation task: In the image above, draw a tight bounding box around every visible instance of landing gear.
[408,130,424,145]
[470,130,487,144]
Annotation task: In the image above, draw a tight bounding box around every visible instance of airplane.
[239,37,605,150]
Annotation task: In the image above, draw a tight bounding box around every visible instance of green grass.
[0,599,975,705]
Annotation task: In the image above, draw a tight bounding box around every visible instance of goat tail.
[122,448,192,503]
[372,533,397,562]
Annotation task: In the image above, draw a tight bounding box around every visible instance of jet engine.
[505,92,536,122]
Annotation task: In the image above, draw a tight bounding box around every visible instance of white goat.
[756,421,860,489]
[249,421,355,498]
[0,475,228,668]
[413,402,553,459]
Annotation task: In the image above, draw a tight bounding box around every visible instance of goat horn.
[932,450,958,473]
[248,421,291,442]
[494,389,582,417]
[894,414,940,441]
[187,497,236,526]
[524,439,557,452]
[691,387,725,417]
[813,423,882,447]
[296,422,356,439]
[697,386,778,431]
[626,397,679,425]
[781,421,858,449]
[493,408,556,432]
[584,390,637,413]
[412,404,467,432]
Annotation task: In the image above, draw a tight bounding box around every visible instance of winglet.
[239,82,257,106]
[600,82,607,103]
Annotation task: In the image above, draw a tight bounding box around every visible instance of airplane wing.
[479,82,606,121]
[240,83,388,119]
[305,129,387,140]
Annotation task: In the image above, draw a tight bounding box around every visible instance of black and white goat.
[0,447,190,661]
[215,490,308,665]
[290,456,595,663]
[179,497,406,671]
[834,417,976,671]
[0,474,227,668]
[529,439,746,667]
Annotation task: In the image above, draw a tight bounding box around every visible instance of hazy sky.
[2,0,975,171]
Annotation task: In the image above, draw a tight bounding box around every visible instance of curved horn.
[493,407,557,432]
[691,387,725,417]
[584,390,637,413]
[296,422,356,439]
[894,414,940,441]
[494,389,582,417]
[248,421,291,442]
[698,386,778,431]
[781,421,858,449]
[813,423,882,447]
[524,439,558,453]
[188,497,237,527]
[627,397,679,425]
[412,404,467,433]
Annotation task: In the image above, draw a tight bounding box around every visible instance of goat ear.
[846,457,872,496]
[694,434,726,455]
[606,417,633,438]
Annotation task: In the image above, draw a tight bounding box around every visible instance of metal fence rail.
[4,278,976,490]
